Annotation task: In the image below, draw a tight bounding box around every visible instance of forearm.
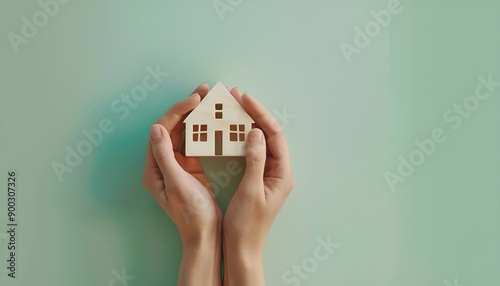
[223,242,265,286]
[178,235,222,286]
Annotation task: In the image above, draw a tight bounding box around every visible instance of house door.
[215,130,222,155]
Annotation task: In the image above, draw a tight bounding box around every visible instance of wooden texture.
[184,82,254,156]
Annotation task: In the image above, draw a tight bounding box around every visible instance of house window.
[215,103,223,119]
[193,124,207,142]
[229,124,245,142]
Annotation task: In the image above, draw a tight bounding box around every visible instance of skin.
[142,83,294,286]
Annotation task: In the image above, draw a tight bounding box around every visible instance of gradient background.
[1,0,499,285]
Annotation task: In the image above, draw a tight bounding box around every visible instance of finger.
[241,93,289,160]
[150,124,186,188]
[156,93,201,134]
[230,86,243,105]
[168,83,209,148]
[174,152,204,174]
[239,129,266,196]
[142,141,165,194]
[170,122,185,151]
[191,82,210,99]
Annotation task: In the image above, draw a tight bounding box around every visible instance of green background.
[1,0,499,285]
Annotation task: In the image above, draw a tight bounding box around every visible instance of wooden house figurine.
[184,82,254,156]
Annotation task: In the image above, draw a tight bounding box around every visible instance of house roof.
[184,82,254,124]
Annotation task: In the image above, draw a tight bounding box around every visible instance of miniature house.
[184,82,254,156]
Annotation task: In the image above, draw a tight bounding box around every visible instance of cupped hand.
[142,83,222,286]
[223,87,295,286]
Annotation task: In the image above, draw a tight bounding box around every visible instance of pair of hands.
[142,83,294,286]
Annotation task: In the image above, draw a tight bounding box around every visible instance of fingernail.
[248,129,263,143]
[190,92,199,97]
[150,125,162,141]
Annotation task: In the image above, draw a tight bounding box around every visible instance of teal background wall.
[1,0,499,285]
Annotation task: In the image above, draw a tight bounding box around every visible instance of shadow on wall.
[87,82,245,284]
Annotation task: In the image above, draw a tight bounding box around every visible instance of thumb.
[150,124,184,185]
[241,129,266,188]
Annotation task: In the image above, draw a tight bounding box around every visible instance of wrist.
[179,234,222,286]
[223,238,265,286]
[182,227,222,260]
[181,221,222,250]
[182,238,220,260]
[223,235,265,259]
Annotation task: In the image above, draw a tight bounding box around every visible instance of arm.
[223,88,295,286]
[142,83,222,286]
[178,235,222,285]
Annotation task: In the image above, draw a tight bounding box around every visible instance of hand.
[222,87,295,286]
[142,83,222,286]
